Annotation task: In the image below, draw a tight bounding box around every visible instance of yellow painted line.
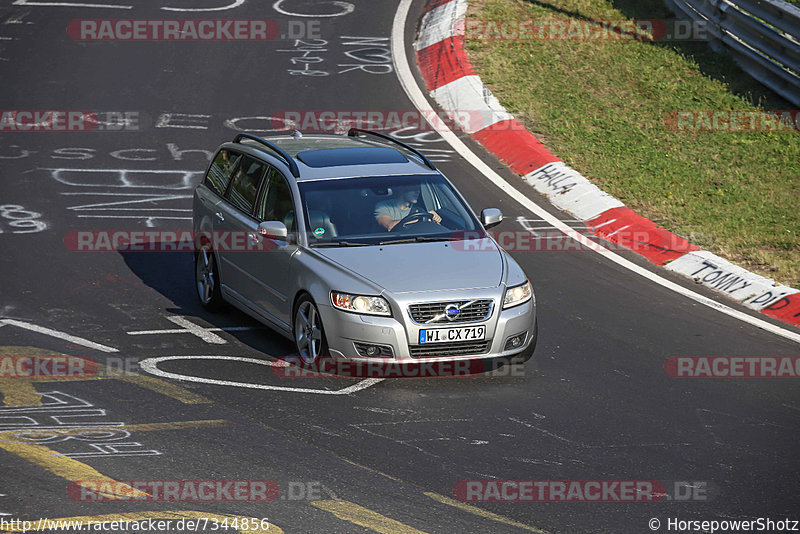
[312,500,427,534]
[0,380,41,406]
[0,346,63,357]
[0,346,211,405]
[114,373,211,404]
[424,492,546,533]
[0,511,282,533]
[122,419,227,432]
[0,431,148,500]
[0,421,225,500]
[6,419,227,437]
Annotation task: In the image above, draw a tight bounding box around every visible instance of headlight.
[503,280,533,309]
[331,291,391,316]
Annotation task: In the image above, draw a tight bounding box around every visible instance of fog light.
[353,342,394,358]
[504,332,527,351]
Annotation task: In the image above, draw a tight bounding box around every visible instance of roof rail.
[347,128,436,170]
[233,133,300,178]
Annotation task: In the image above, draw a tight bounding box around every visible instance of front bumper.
[318,293,536,363]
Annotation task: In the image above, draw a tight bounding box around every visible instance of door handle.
[248,232,262,245]
[215,212,225,223]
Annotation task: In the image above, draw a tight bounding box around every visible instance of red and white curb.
[414,0,800,328]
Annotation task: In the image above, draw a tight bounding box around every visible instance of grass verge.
[465,0,800,288]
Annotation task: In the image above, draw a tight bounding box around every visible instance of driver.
[374,184,441,231]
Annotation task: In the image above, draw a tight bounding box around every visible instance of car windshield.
[298,174,484,246]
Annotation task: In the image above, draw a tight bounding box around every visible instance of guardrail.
[663,0,800,106]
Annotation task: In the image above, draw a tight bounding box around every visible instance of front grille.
[408,299,493,324]
[409,340,491,358]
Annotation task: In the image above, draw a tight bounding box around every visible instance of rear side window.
[206,149,241,196]
[227,156,267,215]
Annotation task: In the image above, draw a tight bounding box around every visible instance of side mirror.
[481,208,503,229]
[258,221,288,239]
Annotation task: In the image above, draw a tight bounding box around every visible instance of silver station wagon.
[193,130,537,366]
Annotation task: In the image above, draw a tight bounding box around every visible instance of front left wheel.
[294,296,329,364]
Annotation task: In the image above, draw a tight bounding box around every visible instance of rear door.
[195,149,241,231]
[215,156,268,302]
[238,167,299,327]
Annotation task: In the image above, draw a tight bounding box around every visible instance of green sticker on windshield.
[314,227,325,237]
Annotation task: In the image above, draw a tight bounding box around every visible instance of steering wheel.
[390,211,435,232]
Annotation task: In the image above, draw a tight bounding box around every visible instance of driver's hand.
[429,210,442,224]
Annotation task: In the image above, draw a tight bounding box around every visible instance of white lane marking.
[392,0,800,346]
[0,319,118,352]
[164,316,227,344]
[162,0,245,12]
[76,215,192,219]
[74,208,192,212]
[138,355,384,395]
[272,0,354,18]
[128,326,264,335]
[503,456,564,466]
[12,0,132,8]
[76,215,192,224]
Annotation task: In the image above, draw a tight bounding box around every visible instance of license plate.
[419,326,486,344]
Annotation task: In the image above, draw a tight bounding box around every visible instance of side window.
[227,157,267,215]
[257,169,297,234]
[206,149,241,196]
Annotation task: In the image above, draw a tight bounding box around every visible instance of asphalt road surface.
[1,1,799,533]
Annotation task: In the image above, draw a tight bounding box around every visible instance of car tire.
[195,247,224,311]
[294,295,329,365]
[509,318,538,364]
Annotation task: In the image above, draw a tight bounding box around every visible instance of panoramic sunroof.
[296,147,408,167]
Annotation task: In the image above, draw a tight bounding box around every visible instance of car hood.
[314,239,505,294]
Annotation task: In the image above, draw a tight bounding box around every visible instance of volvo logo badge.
[444,304,461,321]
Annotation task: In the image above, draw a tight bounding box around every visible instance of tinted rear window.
[227,156,267,215]
[206,149,241,196]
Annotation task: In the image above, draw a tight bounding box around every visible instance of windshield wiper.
[378,236,453,245]
[310,241,373,247]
